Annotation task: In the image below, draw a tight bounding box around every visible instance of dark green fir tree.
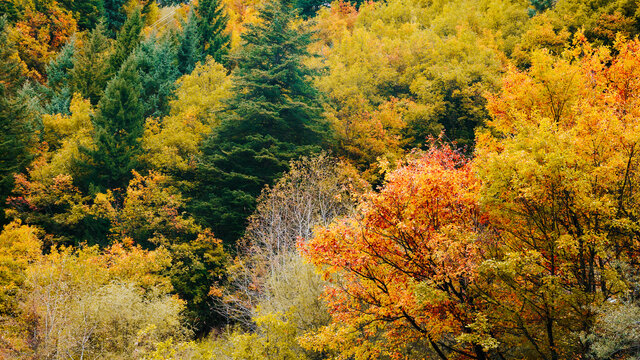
[135,33,181,118]
[78,58,144,194]
[176,11,202,75]
[70,22,112,105]
[109,8,143,74]
[45,36,76,114]
[0,16,34,225]
[195,0,230,64]
[0,2,20,22]
[74,0,104,30]
[190,0,330,243]
[293,0,372,18]
[59,0,104,30]
[103,0,127,37]
[294,0,326,18]
[529,0,555,16]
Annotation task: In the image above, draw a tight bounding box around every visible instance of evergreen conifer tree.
[79,58,144,193]
[0,2,19,22]
[176,11,202,75]
[528,0,555,15]
[190,0,329,243]
[60,0,104,30]
[70,23,112,105]
[294,0,327,18]
[109,8,143,74]
[45,37,76,114]
[0,89,33,226]
[136,34,180,118]
[195,0,229,64]
[103,0,127,36]
[0,17,34,225]
[76,0,104,30]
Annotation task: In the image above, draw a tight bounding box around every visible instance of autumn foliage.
[4,0,640,359]
[302,145,492,359]
[301,35,640,360]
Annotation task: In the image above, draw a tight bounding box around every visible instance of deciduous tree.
[474,37,640,358]
[219,154,366,326]
[142,57,232,174]
[302,145,493,359]
[11,3,77,82]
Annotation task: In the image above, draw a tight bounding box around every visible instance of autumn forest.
[1,0,640,358]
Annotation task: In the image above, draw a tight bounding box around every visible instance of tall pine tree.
[0,16,34,225]
[45,36,76,114]
[109,8,143,74]
[176,11,202,75]
[195,0,229,64]
[190,0,329,243]
[70,22,112,105]
[78,57,144,193]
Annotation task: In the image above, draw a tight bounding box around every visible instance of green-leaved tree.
[0,17,34,226]
[190,0,330,244]
[70,22,112,105]
[78,58,143,194]
[195,0,230,64]
[109,8,143,74]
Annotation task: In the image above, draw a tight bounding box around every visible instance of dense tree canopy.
[3,0,640,358]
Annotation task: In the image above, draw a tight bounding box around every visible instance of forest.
[1,0,640,358]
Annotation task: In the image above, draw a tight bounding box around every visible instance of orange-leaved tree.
[12,3,77,82]
[302,144,495,360]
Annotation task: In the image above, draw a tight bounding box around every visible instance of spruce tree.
[103,0,127,37]
[195,0,230,64]
[0,89,33,226]
[190,0,329,243]
[176,11,202,75]
[294,0,326,18]
[74,0,104,30]
[528,0,555,15]
[109,8,143,74]
[0,17,33,225]
[136,34,180,118]
[79,58,144,193]
[70,23,112,105]
[0,2,19,22]
[45,37,76,114]
[59,0,103,30]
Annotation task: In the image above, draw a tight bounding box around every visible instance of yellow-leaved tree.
[312,0,528,179]
[474,36,640,359]
[143,57,232,174]
[0,221,41,356]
